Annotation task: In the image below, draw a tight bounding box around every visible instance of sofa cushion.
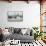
[24,28,30,35]
[8,27,14,34]
[14,28,21,33]
[21,28,27,35]
[8,33,34,43]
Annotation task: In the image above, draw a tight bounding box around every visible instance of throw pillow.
[24,28,30,35]
[14,28,21,33]
[8,27,14,34]
[21,28,27,35]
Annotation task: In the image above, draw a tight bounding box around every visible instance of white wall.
[0,1,40,28]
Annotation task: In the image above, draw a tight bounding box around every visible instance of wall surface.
[0,1,40,28]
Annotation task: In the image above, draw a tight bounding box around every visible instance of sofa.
[3,27,34,43]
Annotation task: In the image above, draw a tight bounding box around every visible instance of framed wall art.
[7,11,23,22]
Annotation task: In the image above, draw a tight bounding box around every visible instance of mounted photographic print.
[7,11,23,22]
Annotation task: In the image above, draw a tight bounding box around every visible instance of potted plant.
[32,27,39,40]
[32,27,43,40]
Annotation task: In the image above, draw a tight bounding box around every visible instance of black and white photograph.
[8,11,23,22]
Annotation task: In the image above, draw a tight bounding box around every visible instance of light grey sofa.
[3,27,34,43]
